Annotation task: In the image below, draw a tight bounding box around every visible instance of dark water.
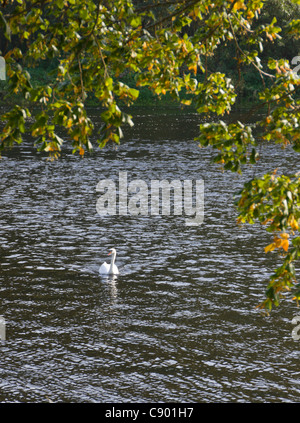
[0,106,300,403]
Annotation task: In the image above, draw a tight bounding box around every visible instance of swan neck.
[109,252,116,271]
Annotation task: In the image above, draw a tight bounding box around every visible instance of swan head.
[108,248,116,256]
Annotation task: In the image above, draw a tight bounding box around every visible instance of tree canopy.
[1,0,300,310]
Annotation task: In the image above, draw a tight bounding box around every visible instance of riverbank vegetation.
[0,0,300,311]
[0,0,299,107]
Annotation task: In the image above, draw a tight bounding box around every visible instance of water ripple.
[0,110,299,402]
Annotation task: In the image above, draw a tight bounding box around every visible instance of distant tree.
[0,0,300,310]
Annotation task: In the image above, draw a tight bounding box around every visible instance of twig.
[227,13,274,80]
[144,0,199,32]
[77,54,85,100]
[93,35,109,79]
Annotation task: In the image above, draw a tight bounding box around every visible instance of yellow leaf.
[233,1,245,11]
[265,233,289,253]
[265,243,276,253]
[290,217,299,231]
[281,239,289,252]
[181,99,192,106]
[188,64,197,75]
[274,236,282,248]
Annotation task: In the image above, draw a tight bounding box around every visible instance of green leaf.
[0,12,11,41]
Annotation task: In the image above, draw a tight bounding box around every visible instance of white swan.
[99,248,119,275]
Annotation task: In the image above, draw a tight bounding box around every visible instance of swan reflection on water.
[99,273,118,302]
[99,248,119,303]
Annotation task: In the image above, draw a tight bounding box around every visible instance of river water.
[0,106,300,403]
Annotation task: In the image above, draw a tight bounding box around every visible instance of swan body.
[99,261,110,274]
[99,248,119,275]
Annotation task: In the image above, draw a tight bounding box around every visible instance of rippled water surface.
[1,106,300,403]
